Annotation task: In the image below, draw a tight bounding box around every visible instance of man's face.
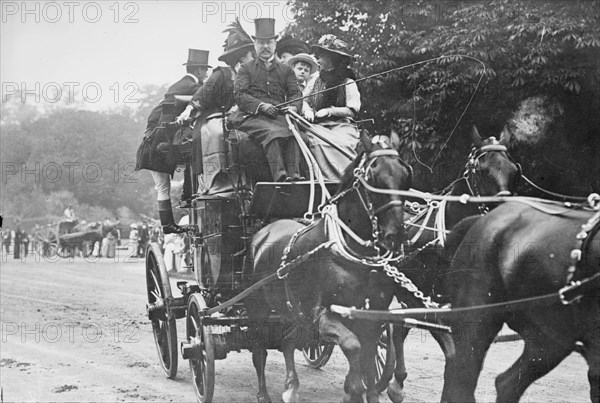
[254,38,276,60]
[293,61,312,82]
[197,67,208,81]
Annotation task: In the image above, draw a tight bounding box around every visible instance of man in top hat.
[276,35,311,63]
[144,49,212,134]
[135,49,211,234]
[175,19,256,192]
[234,18,303,182]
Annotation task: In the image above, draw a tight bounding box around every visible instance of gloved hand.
[303,108,315,122]
[259,103,278,119]
[176,105,194,125]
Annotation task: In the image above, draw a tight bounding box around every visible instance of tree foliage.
[1,90,167,227]
[287,0,600,192]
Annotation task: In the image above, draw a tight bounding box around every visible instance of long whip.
[275,54,485,109]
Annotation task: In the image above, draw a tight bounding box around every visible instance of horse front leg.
[387,324,409,403]
[430,327,456,402]
[354,321,383,403]
[281,323,300,403]
[248,304,273,403]
[319,311,365,403]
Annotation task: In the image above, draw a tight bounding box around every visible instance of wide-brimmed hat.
[182,49,212,68]
[276,35,310,56]
[311,34,353,60]
[219,18,254,62]
[288,53,318,74]
[251,18,278,40]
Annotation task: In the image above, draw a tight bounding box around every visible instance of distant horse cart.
[33,219,103,258]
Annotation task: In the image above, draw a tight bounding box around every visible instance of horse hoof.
[366,390,380,403]
[387,382,405,403]
[257,394,272,403]
[282,388,299,403]
[342,394,364,403]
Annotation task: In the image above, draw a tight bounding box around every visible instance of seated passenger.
[288,53,318,93]
[234,18,303,182]
[302,34,361,181]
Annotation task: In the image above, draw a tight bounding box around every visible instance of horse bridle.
[327,149,413,255]
[463,141,521,213]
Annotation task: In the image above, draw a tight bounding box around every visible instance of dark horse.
[443,200,600,402]
[386,126,522,403]
[245,134,413,403]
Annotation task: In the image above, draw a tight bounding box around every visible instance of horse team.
[243,126,599,403]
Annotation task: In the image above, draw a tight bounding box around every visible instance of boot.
[180,163,193,207]
[265,138,289,182]
[284,139,304,181]
[158,200,185,234]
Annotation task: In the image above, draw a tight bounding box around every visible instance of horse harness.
[404,140,516,248]
[565,208,600,300]
[275,148,436,325]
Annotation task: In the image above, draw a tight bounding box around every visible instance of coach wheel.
[374,323,396,393]
[302,340,335,369]
[146,242,178,379]
[35,227,59,257]
[186,294,215,403]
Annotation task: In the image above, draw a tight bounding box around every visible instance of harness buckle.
[570,248,582,261]
[559,281,584,305]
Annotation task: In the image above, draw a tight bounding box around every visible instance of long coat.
[136,74,201,174]
[233,58,302,147]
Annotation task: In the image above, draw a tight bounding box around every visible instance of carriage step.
[177,281,200,295]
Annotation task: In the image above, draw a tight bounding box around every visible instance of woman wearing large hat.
[302,34,361,181]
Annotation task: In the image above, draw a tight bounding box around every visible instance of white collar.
[260,55,276,65]
[185,73,199,84]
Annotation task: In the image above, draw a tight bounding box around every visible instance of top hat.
[219,19,255,62]
[276,35,310,56]
[288,53,318,74]
[311,34,353,60]
[182,49,212,67]
[252,18,278,40]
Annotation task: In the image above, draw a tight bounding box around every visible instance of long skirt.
[306,118,359,181]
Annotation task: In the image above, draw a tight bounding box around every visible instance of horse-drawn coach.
[145,96,599,403]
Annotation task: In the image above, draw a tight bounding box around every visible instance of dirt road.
[0,253,591,402]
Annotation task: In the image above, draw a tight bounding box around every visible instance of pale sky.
[1,0,293,109]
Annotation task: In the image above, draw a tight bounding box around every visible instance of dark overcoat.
[233,58,302,147]
[136,74,201,174]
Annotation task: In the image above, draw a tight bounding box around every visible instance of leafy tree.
[287,0,599,192]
